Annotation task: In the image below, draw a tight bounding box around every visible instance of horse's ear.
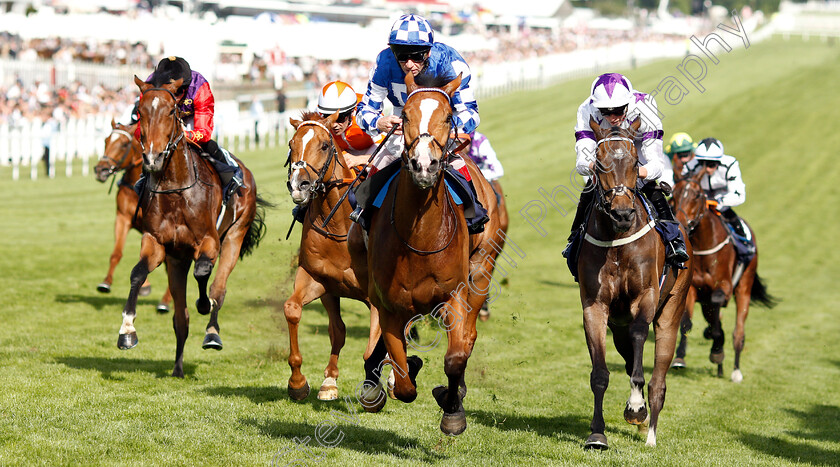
[134,75,151,93]
[405,72,418,94]
[167,78,183,95]
[589,116,604,141]
[629,117,642,134]
[442,73,462,97]
[290,118,302,130]
[111,118,117,129]
[325,111,340,126]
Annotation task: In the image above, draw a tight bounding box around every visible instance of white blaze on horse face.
[413,98,440,168]
[290,129,315,192]
[151,96,160,111]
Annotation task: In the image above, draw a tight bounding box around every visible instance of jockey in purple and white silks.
[467,131,504,181]
[683,137,754,258]
[563,73,688,276]
[350,14,488,234]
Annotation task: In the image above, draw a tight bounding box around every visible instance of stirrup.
[562,241,574,259]
[349,206,363,223]
[223,175,243,204]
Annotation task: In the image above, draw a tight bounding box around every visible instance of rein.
[593,134,639,225]
[388,172,459,255]
[287,120,352,240]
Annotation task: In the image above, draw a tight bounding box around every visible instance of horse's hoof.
[671,358,687,369]
[440,409,467,436]
[171,368,185,378]
[317,378,338,401]
[117,332,138,350]
[584,433,609,450]
[97,282,111,294]
[156,304,170,314]
[731,369,743,383]
[709,350,725,364]
[360,384,386,413]
[479,310,490,322]
[624,403,648,425]
[288,381,311,401]
[202,333,223,350]
[139,284,152,297]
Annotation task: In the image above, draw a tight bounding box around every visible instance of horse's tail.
[750,273,779,309]
[239,193,274,259]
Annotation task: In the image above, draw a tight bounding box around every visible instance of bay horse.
[671,171,776,381]
[284,110,378,401]
[577,119,692,449]
[94,119,172,313]
[118,76,267,377]
[349,73,505,435]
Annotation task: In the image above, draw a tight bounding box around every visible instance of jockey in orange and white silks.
[563,72,688,276]
[316,81,378,163]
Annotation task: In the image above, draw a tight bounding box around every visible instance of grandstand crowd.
[0,15,688,128]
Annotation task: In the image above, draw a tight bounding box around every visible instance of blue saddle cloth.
[372,169,463,208]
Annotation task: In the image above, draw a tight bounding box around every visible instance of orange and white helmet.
[317,81,357,116]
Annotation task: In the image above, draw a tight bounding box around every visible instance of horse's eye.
[445,115,452,123]
[321,142,329,151]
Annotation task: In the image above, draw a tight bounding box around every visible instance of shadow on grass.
[468,408,591,443]
[55,356,195,380]
[537,279,579,289]
[55,293,160,311]
[737,404,840,465]
[204,385,367,413]
[241,416,445,463]
[303,323,371,340]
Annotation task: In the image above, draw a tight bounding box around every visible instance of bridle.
[674,178,708,235]
[401,87,458,165]
[593,134,639,223]
[285,119,349,240]
[389,87,459,255]
[285,120,344,196]
[98,127,137,177]
[137,87,208,195]
[137,87,185,165]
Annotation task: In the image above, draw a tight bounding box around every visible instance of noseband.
[593,135,638,221]
[286,120,342,195]
[98,128,135,177]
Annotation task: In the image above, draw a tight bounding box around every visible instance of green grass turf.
[1,36,839,465]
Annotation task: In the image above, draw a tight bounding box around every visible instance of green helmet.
[665,132,694,157]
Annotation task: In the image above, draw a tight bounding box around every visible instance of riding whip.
[320,123,399,228]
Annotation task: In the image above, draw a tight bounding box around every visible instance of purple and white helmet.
[590,73,634,110]
[694,138,725,161]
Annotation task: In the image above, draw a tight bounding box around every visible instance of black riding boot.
[644,184,689,264]
[721,208,747,237]
[562,181,595,258]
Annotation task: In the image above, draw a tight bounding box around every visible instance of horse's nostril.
[299,181,310,190]
[410,159,421,172]
[428,159,439,170]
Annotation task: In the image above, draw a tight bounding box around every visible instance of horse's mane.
[414,73,452,89]
[299,110,323,122]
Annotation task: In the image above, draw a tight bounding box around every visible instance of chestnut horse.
[284,111,377,401]
[94,120,172,313]
[349,73,506,435]
[577,120,692,449]
[671,172,775,381]
[118,76,267,377]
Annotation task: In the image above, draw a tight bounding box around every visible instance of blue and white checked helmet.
[388,14,434,47]
[694,138,724,161]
